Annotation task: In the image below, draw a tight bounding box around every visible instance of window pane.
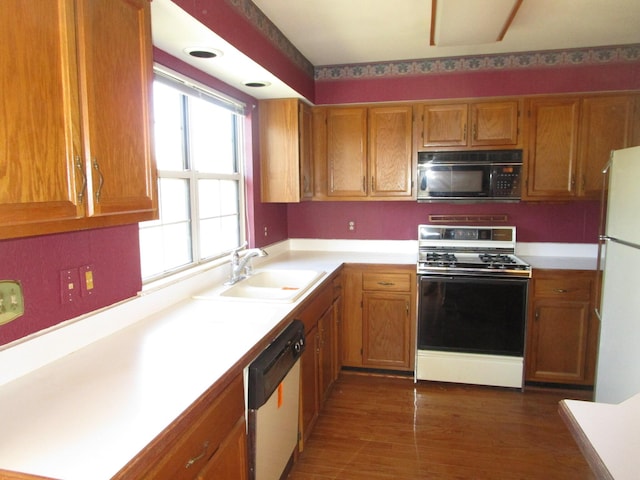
[198,179,240,259]
[139,222,192,278]
[198,179,221,219]
[153,82,186,171]
[188,96,236,174]
[159,178,190,223]
[220,180,239,216]
[200,216,240,259]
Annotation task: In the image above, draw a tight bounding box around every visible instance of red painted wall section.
[316,62,640,104]
[171,0,315,101]
[0,225,141,346]
[287,201,600,244]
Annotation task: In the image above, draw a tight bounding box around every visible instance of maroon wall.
[0,225,141,345]
[287,201,600,243]
[315,62,640,104]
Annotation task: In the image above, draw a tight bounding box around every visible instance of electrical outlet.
[80,265,95,297]
[0,280,25,326]
[264,226,268,237]
[348,221,355,231]
[60,269,80,304]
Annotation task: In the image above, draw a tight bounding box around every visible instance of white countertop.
[0,240,594,479]
[560,393,640,480]
[517,242,598,271]
[0,247,414,479]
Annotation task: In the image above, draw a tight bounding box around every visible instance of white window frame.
[140,65,248,282]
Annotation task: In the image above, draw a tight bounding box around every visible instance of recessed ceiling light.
[184,47,223,59]
[244,81,271,88]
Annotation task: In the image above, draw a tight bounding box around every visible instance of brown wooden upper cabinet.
[524,94,638,201]
[0,0,158,240]
[418,100,521,149]
[321,105,413,200]
[259,98,313,202]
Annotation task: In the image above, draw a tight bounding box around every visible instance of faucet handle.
[231,241,248,254]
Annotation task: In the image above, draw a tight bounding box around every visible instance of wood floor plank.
[288,373,595,479]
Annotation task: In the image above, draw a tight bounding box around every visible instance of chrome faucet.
[226,243,268,285]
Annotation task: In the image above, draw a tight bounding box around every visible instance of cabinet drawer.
[145,374,244,480]
[363,272,411,292]
[533,276,592,300]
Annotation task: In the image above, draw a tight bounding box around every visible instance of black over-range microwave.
[417,150,522,202]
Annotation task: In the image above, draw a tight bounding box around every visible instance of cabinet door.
[368,106,413,197]
[76,0,157,218]
[260,99,309,202]
[526,300,590,383]
[0,0,84,228]
[196,417,248,480]
[420,104,468,147]
[362,292,411,369]
[577,95,635,198]
[341,267,364,367]
[318,307,335,403]
[327,107,368,197]
[300,102,314,199]
[525,97,580,199]
[471,101,519,146]
[299,325,319,450]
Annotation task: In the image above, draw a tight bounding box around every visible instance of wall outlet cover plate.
[0,280,25,326]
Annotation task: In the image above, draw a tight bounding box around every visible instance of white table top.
[560,393,640,480]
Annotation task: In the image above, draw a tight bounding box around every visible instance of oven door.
[417,275,528,356]
[417,163,490,200]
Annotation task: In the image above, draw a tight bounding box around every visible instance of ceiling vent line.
[430,0,523,47]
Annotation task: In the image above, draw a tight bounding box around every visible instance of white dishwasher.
[247,320,305,480]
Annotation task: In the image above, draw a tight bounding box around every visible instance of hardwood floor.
[288,373,595,479]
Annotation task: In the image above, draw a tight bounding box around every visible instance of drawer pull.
[554,289,568,294]
[185,440,209,469]
[377,281,395,286]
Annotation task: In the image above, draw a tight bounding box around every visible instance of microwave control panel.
[492,165,521,197]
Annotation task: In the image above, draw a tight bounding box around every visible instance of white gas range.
[415,225,532,389]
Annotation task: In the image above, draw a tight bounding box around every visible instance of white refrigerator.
[594,145,640,404]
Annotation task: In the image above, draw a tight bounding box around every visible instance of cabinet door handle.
[406,301,409,315]
[93,158,104,202]
[554,289,568,294]
[535,309,539,321]
[371,176,375,192]
[185,440,209,469]
[473,123,477,140]
[377,281,395,286]
[75,156,87,203]
[463,123,467,141]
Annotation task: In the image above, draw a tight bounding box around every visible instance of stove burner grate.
[479,254,516,265]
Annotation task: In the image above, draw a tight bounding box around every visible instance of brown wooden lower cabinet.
[115,373,248,480]
[525,269,598,386]
[298,271,341,451]
[195,417,248,480]
[342,264,416,372]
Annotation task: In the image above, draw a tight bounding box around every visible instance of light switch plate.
[0,280,25,326]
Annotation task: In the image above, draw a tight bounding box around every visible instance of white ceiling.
[253,0,640,65]
[151,0,640,99]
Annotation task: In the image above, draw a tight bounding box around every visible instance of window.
[139,69,246,281]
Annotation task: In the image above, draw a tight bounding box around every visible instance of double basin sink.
[194,269,325,303]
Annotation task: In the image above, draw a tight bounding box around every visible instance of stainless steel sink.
[194,269,325,303]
